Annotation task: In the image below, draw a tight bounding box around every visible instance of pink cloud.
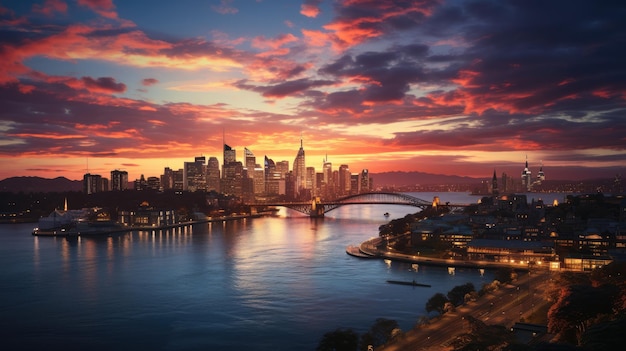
[77,0,118,19]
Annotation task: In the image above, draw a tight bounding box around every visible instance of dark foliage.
[316,328,359,351]
[359,318,399,350]
[447,283,476,306]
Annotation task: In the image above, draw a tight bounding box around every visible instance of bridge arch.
[250,192,436,217]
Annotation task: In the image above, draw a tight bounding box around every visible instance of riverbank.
[352,236,549,271]
[32,213,265,237]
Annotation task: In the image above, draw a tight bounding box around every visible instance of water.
[0,192,506,350]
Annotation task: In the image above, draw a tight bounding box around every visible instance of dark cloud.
[141,78,158,86]
[235,78,335,98]
[82,76,126,93]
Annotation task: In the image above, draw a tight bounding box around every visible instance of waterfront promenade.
[377,270,551,351]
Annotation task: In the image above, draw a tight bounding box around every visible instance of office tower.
[222,144,243,197]
[306,167,316,196]
[350,174,359,195]
[184,156,207,192]
[147,176,160,190]
[492,169,499,197]
[537,162,545,182]
[285,171,295,200]
[359,169,370,193]
[501,172,509,194]
[207,157,220,192]
[245,148,256,177]
[172,169,184,190]
[339,164,350,195]
[111,169,128,191]
[293,138,306,197]
[83,173,106,194]
[322,157,332,198]
[224,144,236,166]
[134,174,147,190]
[521,155,532,191]
[276,160,289,178]
[161,167,174,190]
[253,166,265,195]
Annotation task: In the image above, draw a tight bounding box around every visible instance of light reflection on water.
[1,194,499,351]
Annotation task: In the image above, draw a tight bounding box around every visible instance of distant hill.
[0,176,82,193]
[371,171,482,187]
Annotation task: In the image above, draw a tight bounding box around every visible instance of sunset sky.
[1,0,625,181]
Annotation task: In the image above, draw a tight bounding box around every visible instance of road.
[377,270,551,351]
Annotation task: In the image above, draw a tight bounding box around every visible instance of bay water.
[1,192,563,350]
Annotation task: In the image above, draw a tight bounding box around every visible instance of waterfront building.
[111,170,128,191]
[245,147,256,184]
[118,205,176,227]
[466,239,556,267]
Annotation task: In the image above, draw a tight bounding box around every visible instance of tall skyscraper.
[293,137,306,197]
[184,156,206,192]
[224,144,236,166]
[222,144,243,197]
[521,155,532,191]
[111,169,128,191]
[161,167,174,190]
[207,157,220,192]
[359,169,370,193]
[339,164,350,195]
[492,169,499,197]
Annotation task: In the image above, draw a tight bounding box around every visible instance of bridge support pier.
[310,198,325,217]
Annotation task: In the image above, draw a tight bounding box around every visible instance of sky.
[1,0,625,181]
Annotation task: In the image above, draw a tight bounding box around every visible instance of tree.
[548,284,619,345]
[493,267,516,284]
[447,283,475,306]
[426,292,450,315]
[359,318,400,350]
[317,328,359,351]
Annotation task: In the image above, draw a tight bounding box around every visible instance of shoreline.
[350,236,549,272]
[31,213,265,237]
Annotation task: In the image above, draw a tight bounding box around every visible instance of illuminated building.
[184,156,206,192]
[521,155,532,191]
[207,157,220,192]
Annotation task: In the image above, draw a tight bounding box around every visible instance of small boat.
[384,212,390,217]
[386,280,431,287]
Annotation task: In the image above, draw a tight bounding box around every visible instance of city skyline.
[1,1,625,181]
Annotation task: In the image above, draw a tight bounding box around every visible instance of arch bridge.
[249,192,465,217]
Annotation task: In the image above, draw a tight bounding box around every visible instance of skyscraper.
[111,169,128,191]
[184,156,206,192]
[293,137,306,198]
[521,155,532,191]
[207,157,220,192]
